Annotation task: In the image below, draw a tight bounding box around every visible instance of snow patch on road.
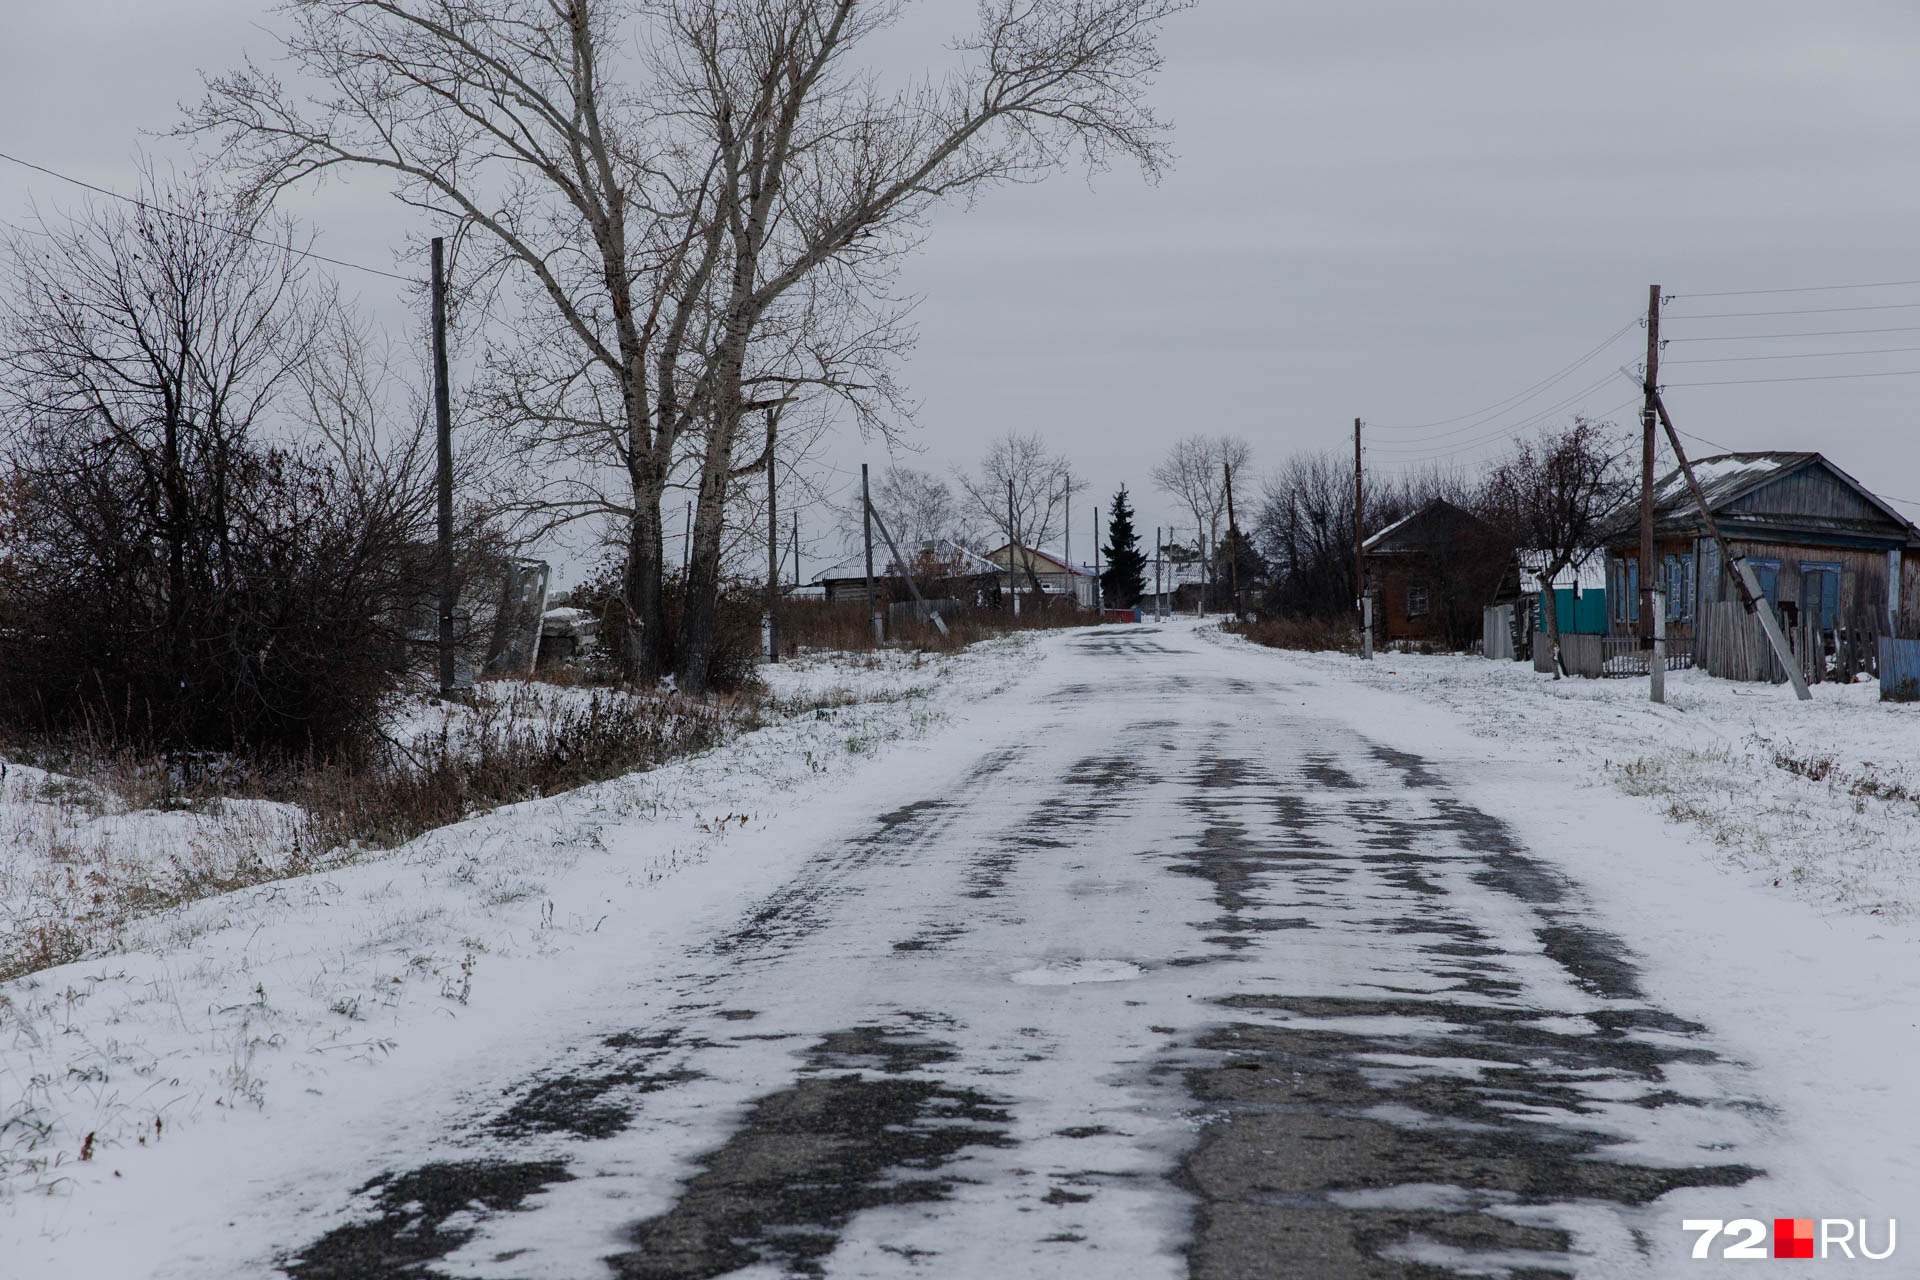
[1009,959,1143,985]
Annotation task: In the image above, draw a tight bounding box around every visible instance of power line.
[1665,323,1920,343]
[1368,372,1630,459]
[1666,366,1920,387]
[0,148,415,284]
[1663,344,1920,365]
[1368,317,1639,435]
[1674,277,1920,299]
[1667,301,1920,320]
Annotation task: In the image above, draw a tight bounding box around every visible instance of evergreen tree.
[1101,486,1147,608]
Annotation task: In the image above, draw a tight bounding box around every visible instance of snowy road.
[259,626,1767,1279]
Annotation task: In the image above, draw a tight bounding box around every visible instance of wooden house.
[1599,452,1920,677]
[811,539,998,605]
[985,544,1096,607]
[1362,499,1518,649]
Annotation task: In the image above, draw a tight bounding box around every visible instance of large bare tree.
[1151,433,1251,591]
[191,0,1188,691]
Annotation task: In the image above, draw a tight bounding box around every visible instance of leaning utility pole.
[1641,284,1664,703]
[1354,418,1371,660]
[1651,390,1811,700]
[863,463,880,644]
[431,237,457,698]
[1224,461,1243,618]
[867,499,950,638]
[764,411,779,664]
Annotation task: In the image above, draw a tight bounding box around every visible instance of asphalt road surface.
[282,628,1759,1278]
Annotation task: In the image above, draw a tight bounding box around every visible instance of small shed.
[1599,452,1920,678]
[1363,500,1518,649]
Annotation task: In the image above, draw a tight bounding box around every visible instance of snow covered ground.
[3,620,1916,1276]
[0,641,1028,1210]
[1219,635,1920,923]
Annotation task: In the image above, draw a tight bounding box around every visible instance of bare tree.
[192,0,1189,691]
[955,433,1083,599]
[0,174,451,756]
[1150,434,1251,590]
[863,465,975,553]
[1481,417,1633,676]
[1253,452,1474,620]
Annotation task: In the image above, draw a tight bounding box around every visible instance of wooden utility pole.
[1155,525,1163,620]
[1642,284,1664,703]
[431,237,457,698]
[764,411,779,663]
[1224,461,1242,618]
[1354,418,1370,660]
[863,463,880,643]
[1007,478,1019,616]
[682,501,691,574]
[791,511,800,590]
[1093,506,1102,614]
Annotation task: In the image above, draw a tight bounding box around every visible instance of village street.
[16,621,1919,1278]
[258,625,1792,1279]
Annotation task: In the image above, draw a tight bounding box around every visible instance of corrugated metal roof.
[1648,451,1807,518]
[811,538,996,585]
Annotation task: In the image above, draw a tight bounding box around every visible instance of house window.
[1406,581,1430,617]
[1611,557,1639,622]
[1747,557,1781,607]
[1801,561,1841,630]
[1664,554,1694,622]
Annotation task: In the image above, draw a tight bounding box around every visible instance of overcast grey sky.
[8,1,1920,579]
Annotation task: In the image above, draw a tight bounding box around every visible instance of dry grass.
[0,683,746,983]
[1221,615,1359,654]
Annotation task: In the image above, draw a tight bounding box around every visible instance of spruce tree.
[1101,486,1147,608]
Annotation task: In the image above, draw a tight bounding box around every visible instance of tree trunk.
[1538,567,1568,679]
[621,453,671,683]
[675,443,735,693]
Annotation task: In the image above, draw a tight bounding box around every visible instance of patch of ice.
[1009,959,1142,985]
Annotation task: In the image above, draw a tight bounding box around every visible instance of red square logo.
[1774,1218,1815,1259]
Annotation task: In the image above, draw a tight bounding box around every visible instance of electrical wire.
[1367,373,1631,460]
[1366,317,1640,435]
[1665,367,1920,387]
[1666,301,1920,320]
[1663,344,1920,365]
[0,148,415,284]
[1664,323,1920,343]
[1673,278,1920,299]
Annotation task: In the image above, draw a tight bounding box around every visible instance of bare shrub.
[0,174,445,761]
[1223,616,1358,654]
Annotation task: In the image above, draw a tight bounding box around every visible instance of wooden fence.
[1532,631,1604,678]
[1600,634,1694,677]
[1483,605,1515,660]
[1697,600,1882,685]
